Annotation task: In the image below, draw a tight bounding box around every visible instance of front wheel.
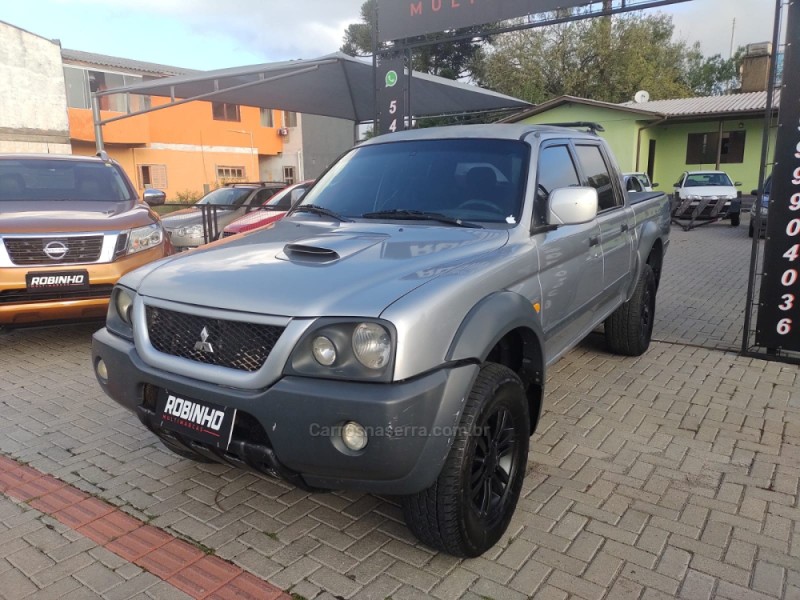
[749,222,754,238]
[401,364,529,557]
[730,212,741,227]
[605,264,656,356]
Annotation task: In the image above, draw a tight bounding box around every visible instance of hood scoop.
[279,233,387,264]
[283,243,340,263]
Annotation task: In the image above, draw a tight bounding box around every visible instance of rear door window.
[575,145,619,211]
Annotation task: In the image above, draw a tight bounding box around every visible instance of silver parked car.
[93,124,670,557]
[163,182,286,250]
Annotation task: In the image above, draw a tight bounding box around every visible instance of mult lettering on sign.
[30,275,85,286]
[410,0,474,15]
[163,395,225,431]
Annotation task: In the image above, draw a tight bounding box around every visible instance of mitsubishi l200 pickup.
[0,154,171,327]
[92,125,670,557]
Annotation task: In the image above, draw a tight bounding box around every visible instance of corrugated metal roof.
[620,91,776,116]
[61,48,195,76]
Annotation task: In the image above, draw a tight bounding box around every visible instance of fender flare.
[447,290,545,379]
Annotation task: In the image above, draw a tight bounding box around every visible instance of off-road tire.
[605,264,656,356]
[401,363,529,557]
[730,212,741,227]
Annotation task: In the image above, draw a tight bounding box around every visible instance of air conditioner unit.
[278,128,290,136]
[746,42,772,57]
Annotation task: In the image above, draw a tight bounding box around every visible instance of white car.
[673,171,742,227]
[623,172,656,192]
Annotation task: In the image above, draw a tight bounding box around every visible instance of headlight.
[352,323,391,370]
[115,288,134,325]
[312,336,337,366]
[128,224,163,254]
[286,319,396,381]
[177,224,204,237]
[107,286,136,339]
[685,195,701,200]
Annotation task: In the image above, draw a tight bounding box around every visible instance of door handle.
[621,223,629,232]
[589,235,600,247]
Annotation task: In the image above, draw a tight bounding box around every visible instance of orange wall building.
[61,49,330,199]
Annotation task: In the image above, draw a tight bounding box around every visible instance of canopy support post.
[92,93,105,154]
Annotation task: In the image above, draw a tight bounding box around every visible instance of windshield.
[684,173,733,187]
[197,187,254,206]
[0,159,133,202]
[297,139,530,225]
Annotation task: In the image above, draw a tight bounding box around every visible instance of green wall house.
[502,93,776,193]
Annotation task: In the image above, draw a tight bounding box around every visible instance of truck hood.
[0,200,155,234]
[133,218,510,317]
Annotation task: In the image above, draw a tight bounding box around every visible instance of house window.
[64,66,89,109]
[217,166,246,181]
[260,108,274,127]
[284,111,298,128]
[138,165,168,190]
[283,166,296,185]
[64,66,149,113]
[212,102,241,122]
[686,131,747,164]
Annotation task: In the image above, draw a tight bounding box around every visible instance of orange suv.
[0,154,172,326]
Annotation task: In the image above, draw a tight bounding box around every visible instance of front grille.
[146,306,284,372]
[4,236,104,265]
[0,285,113,305]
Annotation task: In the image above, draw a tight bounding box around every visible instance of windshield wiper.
[361,209,483,228]
[293,204,353,222]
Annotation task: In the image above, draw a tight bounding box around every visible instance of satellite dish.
[634,90,651,103]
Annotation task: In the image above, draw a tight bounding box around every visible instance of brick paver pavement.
[1,213,798,599]
[654,215,753,352]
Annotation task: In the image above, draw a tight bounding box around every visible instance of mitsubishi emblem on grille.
[193,326,215,354]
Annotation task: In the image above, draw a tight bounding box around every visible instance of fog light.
[342,421,368,451]
[312,336,337,366]
[96,359,108,383]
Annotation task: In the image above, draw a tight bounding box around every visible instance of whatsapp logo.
[385,70,398,87]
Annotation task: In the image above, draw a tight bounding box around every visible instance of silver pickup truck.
[92,125,670,557]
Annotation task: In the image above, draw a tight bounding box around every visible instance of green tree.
[475,12,711,104]
[684,44,743,96]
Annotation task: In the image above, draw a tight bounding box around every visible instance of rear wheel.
[605,264,656,356]
[401,364,529,557]
[749,222,754,238]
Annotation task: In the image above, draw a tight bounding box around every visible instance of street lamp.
[228,129,256,181]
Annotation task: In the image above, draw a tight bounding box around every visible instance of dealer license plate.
[26,270,89,291]
[156,389,236,449]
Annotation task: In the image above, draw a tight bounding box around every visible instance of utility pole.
[729,17,736,58]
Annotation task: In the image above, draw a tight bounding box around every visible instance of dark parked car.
[749,175,772,238]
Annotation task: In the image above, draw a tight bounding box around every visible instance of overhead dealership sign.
[378,0,593,42]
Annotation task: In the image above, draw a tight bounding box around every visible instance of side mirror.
[735,182,742,187]
[547,187,598,227]
[751,189,759,196]
[652,182,659,187]
[143,189,166,206]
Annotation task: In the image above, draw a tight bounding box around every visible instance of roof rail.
[542,122,606,134]
[223,181,289,187]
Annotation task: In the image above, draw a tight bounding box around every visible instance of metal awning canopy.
[94,52,530,126]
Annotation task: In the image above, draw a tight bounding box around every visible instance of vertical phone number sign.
[756,1,800,351]
[377,53,407,136]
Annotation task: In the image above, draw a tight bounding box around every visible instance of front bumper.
[0,244,169,325]
[92,327,478,494]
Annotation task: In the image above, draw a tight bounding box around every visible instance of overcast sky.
[1,0,776,71]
